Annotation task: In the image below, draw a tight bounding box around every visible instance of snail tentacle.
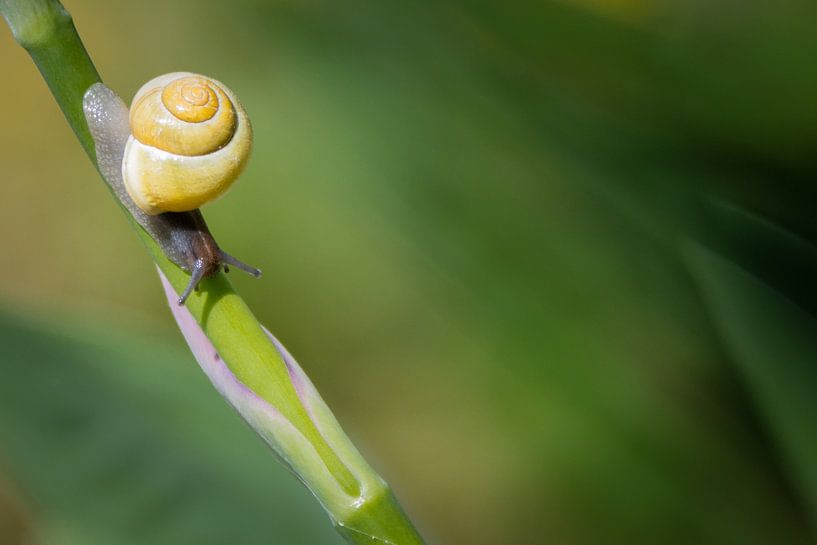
[220,251,262,278]
[178,259,208,305]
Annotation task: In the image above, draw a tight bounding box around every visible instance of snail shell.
[122,72,252,215]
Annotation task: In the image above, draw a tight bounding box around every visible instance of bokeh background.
[2,0,817,543]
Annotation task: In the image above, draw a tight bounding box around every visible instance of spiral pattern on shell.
[163,77,219,122]
[122,72,252,215]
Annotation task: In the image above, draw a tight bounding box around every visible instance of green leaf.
[685,230,817,525]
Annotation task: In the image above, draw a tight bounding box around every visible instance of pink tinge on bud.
[158,270,311,417]
[156,269,369,503]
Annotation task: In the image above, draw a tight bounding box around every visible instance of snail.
[82,73,261,305]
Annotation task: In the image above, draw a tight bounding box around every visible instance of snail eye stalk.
[220,251,262,278]
[177,259,208,305]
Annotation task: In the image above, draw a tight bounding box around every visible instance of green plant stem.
[0,1,425,543]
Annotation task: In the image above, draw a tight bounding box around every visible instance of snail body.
[83,74,260,304]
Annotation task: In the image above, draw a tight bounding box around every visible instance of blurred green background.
[2,0,817,543]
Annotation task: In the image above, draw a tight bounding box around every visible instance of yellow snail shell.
[122,72,252,215]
